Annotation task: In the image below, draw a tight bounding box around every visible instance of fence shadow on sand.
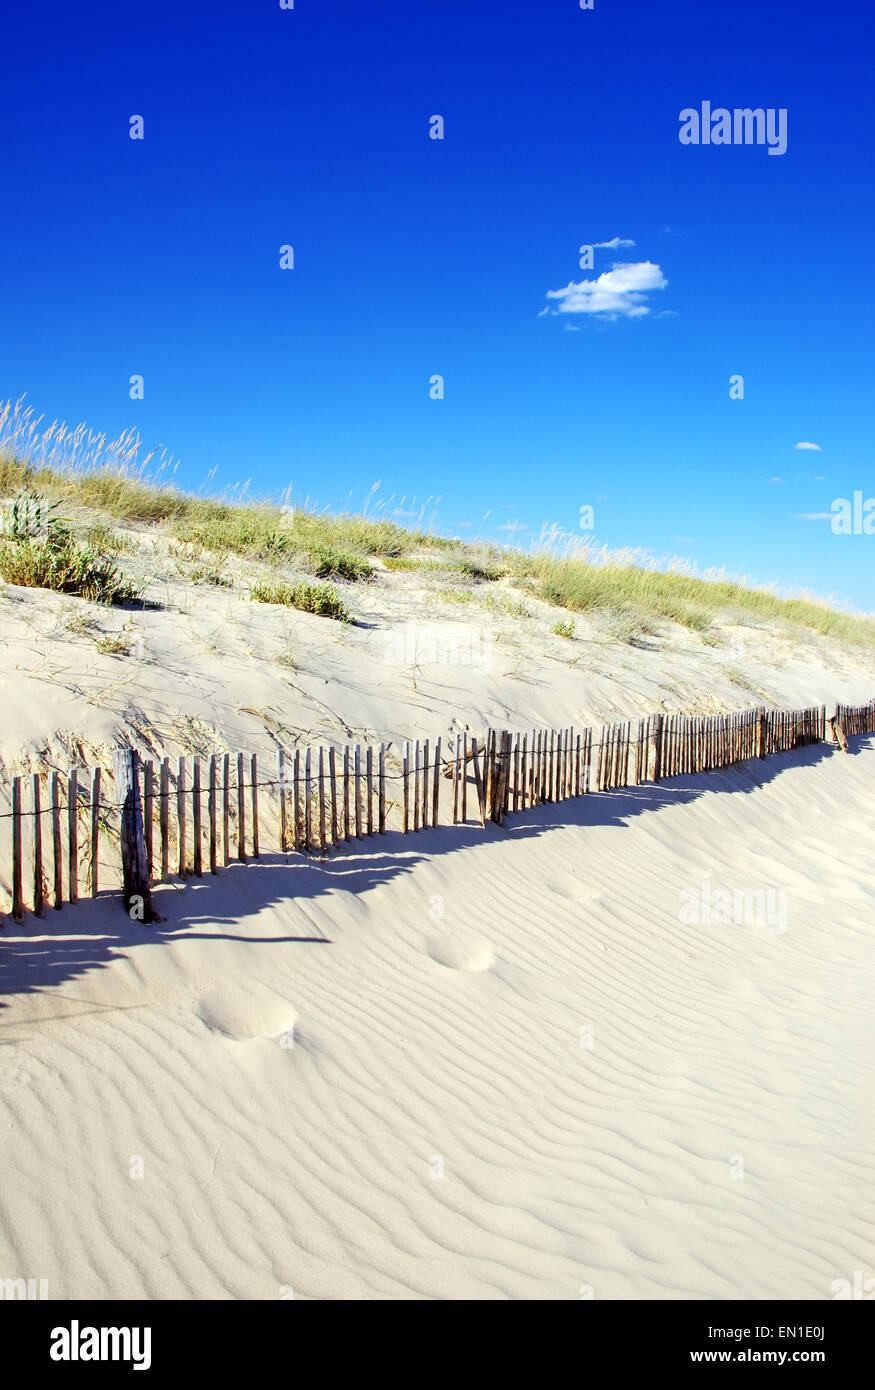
[1,733,865,1012]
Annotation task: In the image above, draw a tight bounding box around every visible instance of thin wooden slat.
[378,744,386,835]
[413,740,420,832]
[12,776,24,920]
[354,744,363,839]
[192,758,202,876]
[90,767,101,898]
[461,733,468,822]
[208,754,218,873]
[222,752,231,866]
[158,758,169,880]
[304,747,311,852]
[67,768,79,904]
[432,737,441,827]
[452,736,460,824]
[177,757,187,876]
[482,729,492,819]
[293,748,302,850]
[143,760,154,880]
[513,733,521,813]
[366,745,374,836]
[546,730,554,801]
[251,753,259,858]
[530,731,538,805]
[31,774,44,917]
[277,748,287,852]
[421,738,430,831]
[51,771,62,910]
[343,746,351,840]
[503,730,512,818]
[402,742,410,833]
[471,736,486,827]
[490,732,505,824]
[318,746,326,851]
[532,732,539,806]
[330,746,339,844]
[237,751,247,861]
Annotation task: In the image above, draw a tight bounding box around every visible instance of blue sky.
[2,0,873,607]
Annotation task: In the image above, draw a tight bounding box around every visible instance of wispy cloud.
[796,512,831,521]
[794,441,822,451]
[543,261,667,320]
[594,236,636,249]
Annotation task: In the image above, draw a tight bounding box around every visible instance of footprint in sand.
[545,876,603,904]
[197,989,297,1042]
[425,931,496,973]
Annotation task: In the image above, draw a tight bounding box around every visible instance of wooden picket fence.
[2,699,873,924]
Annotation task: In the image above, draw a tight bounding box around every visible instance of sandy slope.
[1,737,872,1300]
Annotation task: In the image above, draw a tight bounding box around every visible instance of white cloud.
[796,512,831,521]
[794,441,822,451]
[770,476,785,483]
[544,261,667,320]
[594,237,636,249]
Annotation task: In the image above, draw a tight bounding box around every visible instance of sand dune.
[2,737,872,1299]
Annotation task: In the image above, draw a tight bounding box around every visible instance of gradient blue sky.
[2,0,873,606]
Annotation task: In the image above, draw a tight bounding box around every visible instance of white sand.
[1,544,873,1298]
[1,738,873,1299]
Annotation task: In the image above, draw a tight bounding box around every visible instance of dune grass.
[516,552,874,645]
[3,396,874,647]
[249,580,349,621]
[0,531,140,604]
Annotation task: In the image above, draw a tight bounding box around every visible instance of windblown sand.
[1,740,872,1299]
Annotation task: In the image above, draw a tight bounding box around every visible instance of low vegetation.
[0,493,140,604]
[2,396,873,648]
[250,579,349,621]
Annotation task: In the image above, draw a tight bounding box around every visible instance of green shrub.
[455,557,505,582]
[82,523,139,555]
[250,579,349,621]
[552,618,575,638]
[180,564,232,587]
[305,543,373,582]
[0,536,140,604]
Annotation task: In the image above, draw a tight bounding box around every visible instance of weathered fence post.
[432,737,441,827]
[11,775,24,921]
[51,771,63,910]
[827,713,848,753]
[31,774,44,917]
[651,714,664,782]
[277,748,287,852]
[471,736,486,827]
[68,768,79,904]
[113,748,154,923]
[89,768,101,898]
